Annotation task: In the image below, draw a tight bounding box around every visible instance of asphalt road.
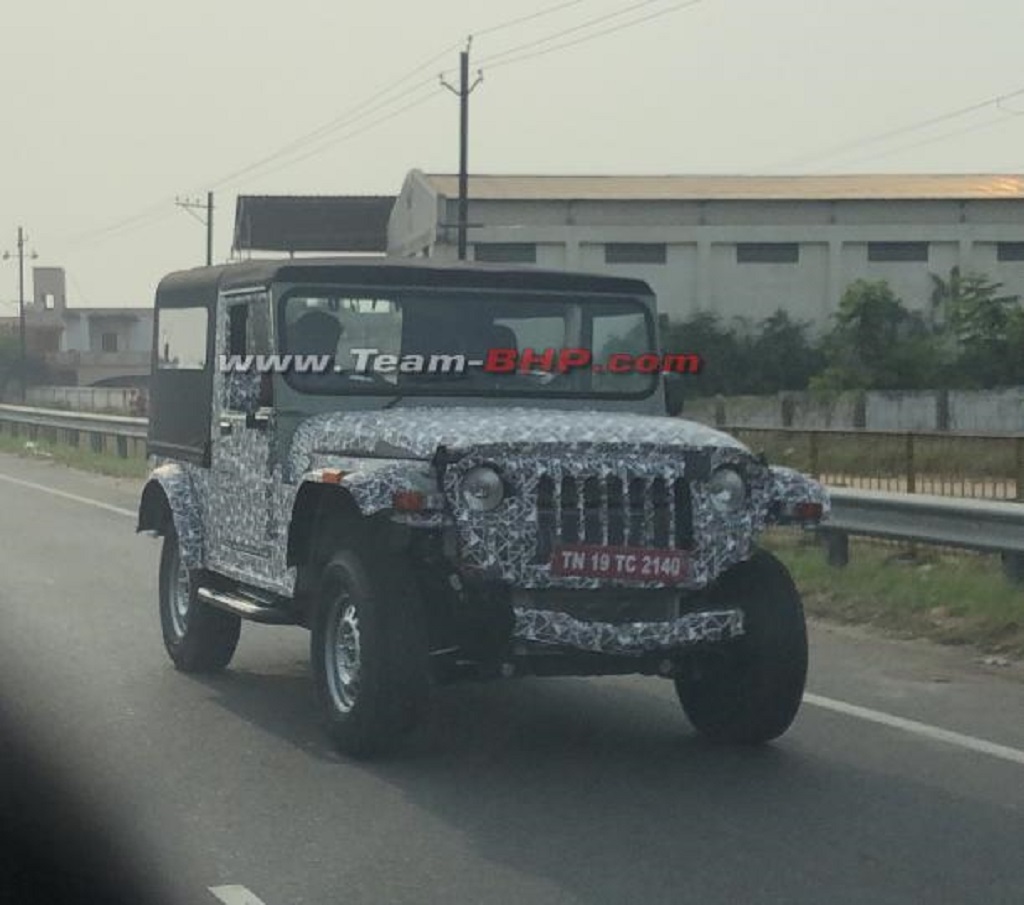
[2,451,1024,905]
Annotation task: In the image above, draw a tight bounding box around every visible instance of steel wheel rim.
[327,593,361,714]
[168,547,191,639]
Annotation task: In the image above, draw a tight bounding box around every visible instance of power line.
[474,0,664,68]
[54,0,710,252]
[485,0,707,71]
[228,87,444,187]
[767,85,1024,172]
[806,112,1024,171]
[472,0,590,38]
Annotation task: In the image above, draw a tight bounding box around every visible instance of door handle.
[219,419,233,437]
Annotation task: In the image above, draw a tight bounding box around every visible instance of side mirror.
[664,373,685,417]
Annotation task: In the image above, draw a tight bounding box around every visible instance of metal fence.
[728,426,1024,502]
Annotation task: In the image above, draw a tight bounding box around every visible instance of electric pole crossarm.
[175,193,215,266]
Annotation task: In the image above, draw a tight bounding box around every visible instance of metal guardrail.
[0,404,147,458]
[0,405,1022,582]
[821,488,1024,585]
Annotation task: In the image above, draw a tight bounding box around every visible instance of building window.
[867,242,929,262]
[101,332,118,353]
[736,243,799,264]
[997,242,1024,262]
[604,243,667,265]
[474,243,537,264]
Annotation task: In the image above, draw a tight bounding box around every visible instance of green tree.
[746,309,826,392]
[930,266,1022,387]
[814,279,944,390]
[661,311,748,396]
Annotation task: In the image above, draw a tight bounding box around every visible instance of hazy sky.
[3,0,1024,309]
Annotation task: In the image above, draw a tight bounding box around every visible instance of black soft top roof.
[154,256,654,307]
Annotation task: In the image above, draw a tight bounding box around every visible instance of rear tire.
[158,529,241,674]
[675,549,807,744]
[310,541,429,759]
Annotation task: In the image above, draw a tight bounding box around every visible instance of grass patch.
[730,428,1021,480]
[0,432,148,480]
[762,529,1024,659]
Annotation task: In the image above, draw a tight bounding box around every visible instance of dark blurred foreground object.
[0,697,180,905]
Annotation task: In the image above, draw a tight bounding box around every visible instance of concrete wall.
[27,385,146,414]
[684,387,1024,433]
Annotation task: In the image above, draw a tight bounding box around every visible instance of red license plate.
[550,546,689,580]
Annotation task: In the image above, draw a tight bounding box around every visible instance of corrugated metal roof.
[422,173,1024,201]
[233,195,395,253]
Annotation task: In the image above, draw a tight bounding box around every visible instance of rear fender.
[137,463,205,570]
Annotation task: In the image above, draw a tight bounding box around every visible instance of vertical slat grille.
[651,477,670,547]
[534,470,694,563]
[606,476,625,546]
[673,478,694,549]
[560,476,579,543]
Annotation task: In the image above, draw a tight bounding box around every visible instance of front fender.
[765,465,830,525]
[137,462,205,570]
[299,458,443,518]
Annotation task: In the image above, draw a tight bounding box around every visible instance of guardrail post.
[820,528,849,567]
[808,431,820,478]
[905,433,916,494]
[1016,437,1024,503]
[1003,553,1024,586]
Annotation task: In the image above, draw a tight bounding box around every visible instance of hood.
[290,406,748,467]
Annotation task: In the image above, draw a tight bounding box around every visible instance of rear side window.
[157,307,208,369]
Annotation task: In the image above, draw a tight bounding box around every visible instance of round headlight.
[708,467,746,513]
[461,466,505,512]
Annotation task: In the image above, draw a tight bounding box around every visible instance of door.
[206,291,276,579]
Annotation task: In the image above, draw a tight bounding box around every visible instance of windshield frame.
[273,282,660,402]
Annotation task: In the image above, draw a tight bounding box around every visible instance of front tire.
[158,529,241,673]
[310,544,429,759]
[675,549,807,744]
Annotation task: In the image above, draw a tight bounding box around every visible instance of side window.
[223,294,271,412]
[157,307,208,369]
[227,304,247,356]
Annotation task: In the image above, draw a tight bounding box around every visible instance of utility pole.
[175,193,215,266]
[441,39,483,260]
[2,227,39,402]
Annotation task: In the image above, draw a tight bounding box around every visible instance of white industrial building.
[385,172,1024,329]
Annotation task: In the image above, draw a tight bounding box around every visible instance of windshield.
[277,287,658,399]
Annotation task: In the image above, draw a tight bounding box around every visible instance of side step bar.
[197,587,296,625]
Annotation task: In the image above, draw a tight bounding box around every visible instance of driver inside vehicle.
[291,308,343,358]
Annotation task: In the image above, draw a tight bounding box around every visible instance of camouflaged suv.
[137,258,829,757]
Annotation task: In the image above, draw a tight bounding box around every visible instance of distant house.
[0,267,152,386]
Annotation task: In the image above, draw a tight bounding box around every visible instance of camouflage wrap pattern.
[141,462,207,571]
[143,396,829,652]
[513,606,745,654]
[766,465,832,520]
[288,406,750,475]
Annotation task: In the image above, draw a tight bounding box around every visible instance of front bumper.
[513,606,745,655]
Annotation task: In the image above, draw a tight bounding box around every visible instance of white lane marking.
[805,693,1024,767]
[0,472,134,518]
[209,886,269,905]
